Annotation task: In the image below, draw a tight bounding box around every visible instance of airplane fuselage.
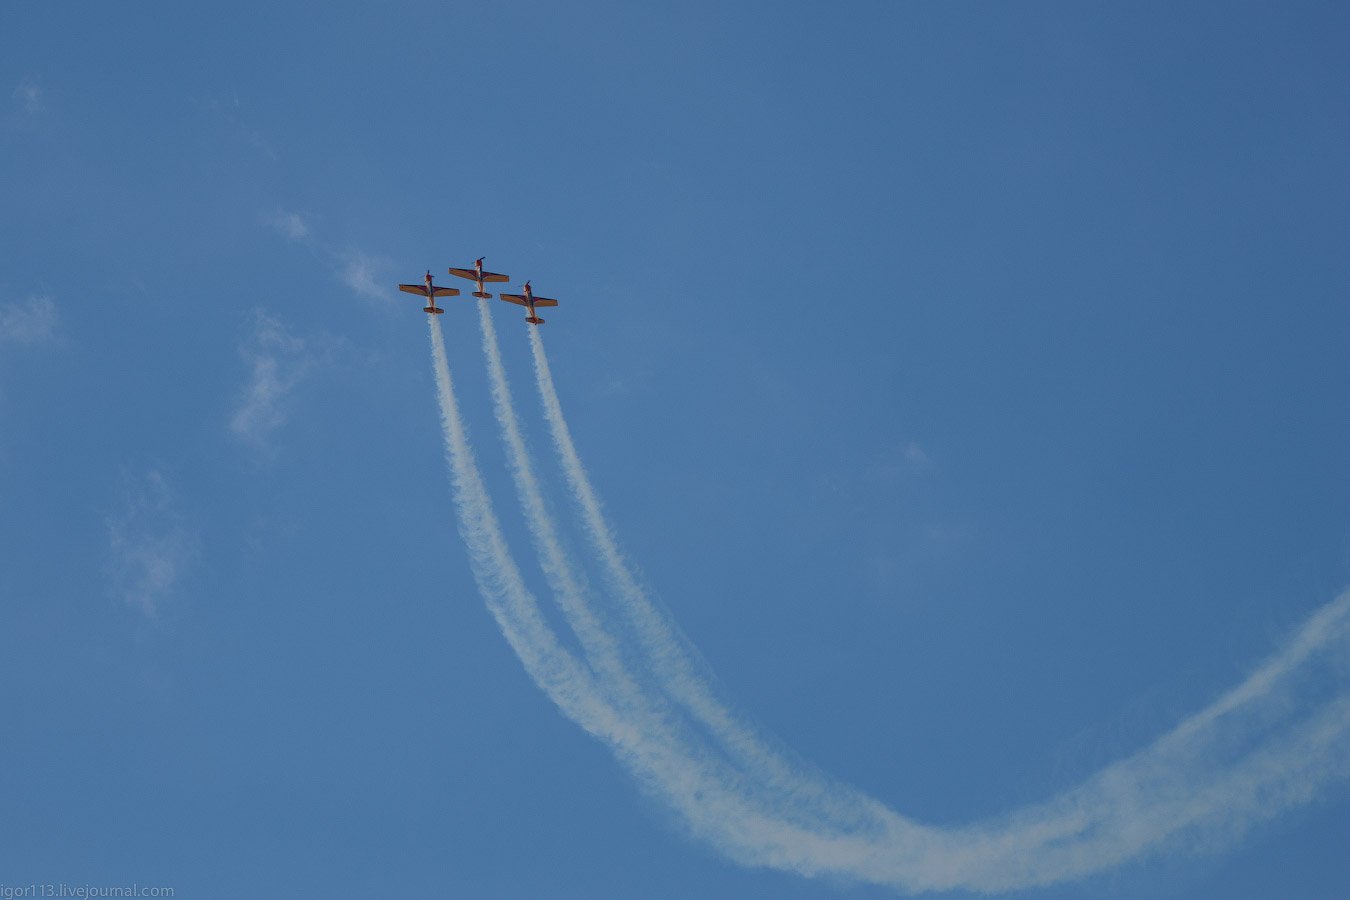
[421,271,445,314]
[469,259,491,298]
[520,284,543,324]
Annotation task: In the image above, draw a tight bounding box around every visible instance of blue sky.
[3,2,1349,897]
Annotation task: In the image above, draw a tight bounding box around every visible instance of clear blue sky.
[2,2,1348,897]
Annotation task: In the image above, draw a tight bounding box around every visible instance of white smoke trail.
[427,315,608,731]
[521,324,1350,892]
[527,325,868,821]
[430,315,916,867]
[474,299,656,723]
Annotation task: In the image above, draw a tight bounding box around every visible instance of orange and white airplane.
[498,281,558,325]
[448,257,510,299]
[398,270,460,315]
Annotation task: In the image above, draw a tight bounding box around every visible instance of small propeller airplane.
[498,281,558,325]
[448,257,511,299]
[397,271,461,315]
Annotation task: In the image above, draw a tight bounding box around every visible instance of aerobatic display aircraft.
[498,281,559,325]
[398,270,460,314]
[448,257,511,299]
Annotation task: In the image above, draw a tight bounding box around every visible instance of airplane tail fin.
[472,291,493,299]
[424,306,445,315]
[526,316,544,325]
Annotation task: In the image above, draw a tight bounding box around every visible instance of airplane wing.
[498,294,528,306]
[448,268,477,281]
[398,284,429,296]
[432,287,461,297]
[481,272,510,283]
[532,298,559,307]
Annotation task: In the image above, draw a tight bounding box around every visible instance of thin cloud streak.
[229,310,328,454]
[902,440,930,469]
[265,210,309,241]
[105,470,197,618]
[259,213,395,307]
[520,326,1350,892]
[341,254,387,303]
[12,77,41,113]
[0,295,58,344]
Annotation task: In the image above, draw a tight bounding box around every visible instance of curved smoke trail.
[526,325,859,813]
[430,315,931,872]
[427,315,607,731]
[473,299,656,723]
[514,325,1350,892]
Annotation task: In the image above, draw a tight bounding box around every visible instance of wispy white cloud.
[12,77,41,113]
[874,438,932,485]
[259,212,396,307]
[105,470,197,618]
[341,252,389,303]
[902,440,930,469]
[265,209,310,242]
[0,295,59,344]
[229,309,335,454]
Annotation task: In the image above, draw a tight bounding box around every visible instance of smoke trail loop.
[515,323,1350,892]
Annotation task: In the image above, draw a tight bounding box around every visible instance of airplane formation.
[398,257,560,325]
